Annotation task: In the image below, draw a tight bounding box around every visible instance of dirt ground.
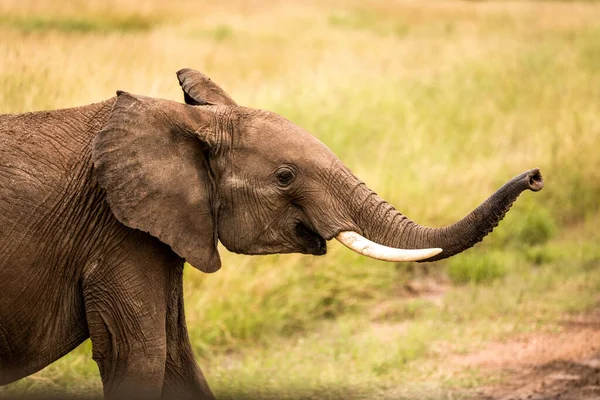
[459,307,600,400]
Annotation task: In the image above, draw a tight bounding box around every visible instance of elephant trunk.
[340,168,543,262]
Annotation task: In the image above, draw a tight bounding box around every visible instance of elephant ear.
[177,68,237,106]
[93,91,222,273]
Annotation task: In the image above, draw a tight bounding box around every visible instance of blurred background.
[0,0,599,399]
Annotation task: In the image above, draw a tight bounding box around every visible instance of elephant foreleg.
[161,264,215,400]
[85,308,166,399]
[82,236,177,399]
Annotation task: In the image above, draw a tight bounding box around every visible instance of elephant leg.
[162,264,215,400]
[82,235,177,399]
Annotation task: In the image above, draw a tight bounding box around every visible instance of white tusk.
[335,231,442,262]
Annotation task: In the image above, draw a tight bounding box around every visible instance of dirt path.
[460,308,600,400]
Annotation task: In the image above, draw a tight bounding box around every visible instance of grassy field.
[1,0,599,398]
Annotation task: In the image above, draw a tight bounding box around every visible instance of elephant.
[0,68,543,399]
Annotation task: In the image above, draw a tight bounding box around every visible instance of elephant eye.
[276,167,295,187]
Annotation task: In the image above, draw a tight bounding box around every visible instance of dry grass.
[1,0,599,398]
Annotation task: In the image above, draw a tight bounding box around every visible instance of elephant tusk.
[335,231,442,262]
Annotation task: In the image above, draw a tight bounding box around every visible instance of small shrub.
[513,206,558,246]
[524,245,557,266]
[492,205,558,248]
[447,251,507,285]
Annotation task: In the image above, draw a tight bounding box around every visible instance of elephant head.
[92,69,543,273]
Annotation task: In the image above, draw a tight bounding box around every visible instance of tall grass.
[1,0,599,398]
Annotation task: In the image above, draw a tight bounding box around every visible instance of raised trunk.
[349,169,543,262]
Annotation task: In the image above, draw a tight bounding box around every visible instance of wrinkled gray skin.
[0,69,543,399]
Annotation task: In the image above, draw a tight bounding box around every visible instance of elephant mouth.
[295,222,327,256]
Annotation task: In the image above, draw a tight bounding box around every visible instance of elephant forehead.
[240,113,337,167]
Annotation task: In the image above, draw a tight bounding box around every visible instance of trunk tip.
[526,168,544,192]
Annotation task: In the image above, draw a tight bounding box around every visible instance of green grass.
[0,14,156,34]
[1,0,599,398]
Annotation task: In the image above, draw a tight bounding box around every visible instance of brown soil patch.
[462,308,600,400]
